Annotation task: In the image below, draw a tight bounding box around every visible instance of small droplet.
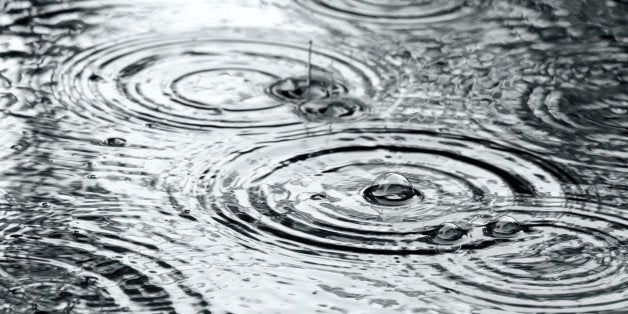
[105,137,126,147]
[486,216,521,236]
[363,173,420,206]
[10,144,26,151]
[435,223,465,242]
[267,77,346,103]
[297,97,368,122]
[310,193,326,200]
[88,74,103,82]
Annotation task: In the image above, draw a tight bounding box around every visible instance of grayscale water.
[1,0,627,313]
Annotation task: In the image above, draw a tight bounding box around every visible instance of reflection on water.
[1,0,627,313]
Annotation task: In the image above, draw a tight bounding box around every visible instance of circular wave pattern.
[54,31,391,132]
[188,128,571,255]
[502,83,628,139]
[294,0,491,28]
[487,45,628,171]
[430,201,628,313]
[0,200,210,313]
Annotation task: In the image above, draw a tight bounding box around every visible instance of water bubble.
[310,193,327,201]
[296,96,369,122]
[105,138,126,147]
[363,172,420,206]
[486,216,521,236]
[267,76,347,103]
[10,144,26,151]
[434,223,465,242]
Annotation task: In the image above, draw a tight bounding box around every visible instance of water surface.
[1,0,627,313]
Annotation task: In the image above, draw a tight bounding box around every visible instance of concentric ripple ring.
[293,0,492,28]
[53,30,393,132]
[172,128,576,255]
[430,200,628,313]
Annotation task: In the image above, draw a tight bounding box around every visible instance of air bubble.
[105,138,126,147]
[296,96,369,122]
[434,223,465,242]
[486,216,521,236]
[10,144,26,151]
[267,76,347,103]
[363,172,421,206]
[310,193,327,200]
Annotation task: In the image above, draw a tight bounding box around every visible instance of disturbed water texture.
[1,0,627,313]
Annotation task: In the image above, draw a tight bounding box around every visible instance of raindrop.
[297,96,368,122]
[363,172,421,206]
[267,41,348,103]
[486,216,521,236]
[105,137,126,147]
[267,76,345,103]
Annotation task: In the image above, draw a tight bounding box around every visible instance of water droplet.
[310,193,326,200]
[105,138,126,147]
[88,73,103,82]
[486,216,521,236]
[267,77,346,103]
[10,143,26,151]
[435,223,465,242]
[363,173,420,206]
[297,97,368,122]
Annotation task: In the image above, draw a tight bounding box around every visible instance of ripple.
[53,30,394,133]
[293,0,492,29]
[168,127,575,256]
[430,200,628,313]
[502,82,628,140]
[487,44,628,171]
[0,200,209,312]
[0,0,19,27]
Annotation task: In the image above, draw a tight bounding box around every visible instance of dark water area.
[0,0,627,313]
